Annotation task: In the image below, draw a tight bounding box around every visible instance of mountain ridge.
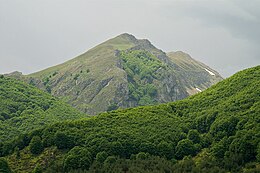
[6,33,223,115]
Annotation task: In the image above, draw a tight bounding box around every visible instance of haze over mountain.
[7,33,222,115]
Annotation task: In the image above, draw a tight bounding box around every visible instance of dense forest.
[0,76,86,143]
[0,65,259,172]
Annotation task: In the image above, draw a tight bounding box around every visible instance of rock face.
[7,33,223,115]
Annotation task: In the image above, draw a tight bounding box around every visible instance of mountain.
[7,33,223,115]
[167,51,222,95]
[4,65,259,172]
[0,75,86,143]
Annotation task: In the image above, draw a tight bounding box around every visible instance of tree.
[139,142,156,155]
[157,141,173,159]
[96,151,108,163]
[32,164,42,173]
[63,146,92,171]
[175,139,196,159]
[0,158,12,173]
[109,141,123,156]
[136,152,148,160]
[257,143,260,162]
[14,146,20,159]
[54,131,73,149]
[229,134,256,163]
[104,156,117,167]
[29,136,44,155]
[188,130,201,144]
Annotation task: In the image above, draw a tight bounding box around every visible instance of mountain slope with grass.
[7,33,222,115]
[167,51,222,95]
[4,65,259,172]
[0,75,87,144]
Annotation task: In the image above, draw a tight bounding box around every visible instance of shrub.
[175,139,196,159]
[136,152,148,160]
[0,158,12,173]
[32,164,42,173]
[96,151,108,163]
[104,156,117,167]
[63,146,92,171]
[29,136,44,155]
[188,130,201,144]
[54,131,73,149]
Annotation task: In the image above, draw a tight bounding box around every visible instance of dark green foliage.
[136,152,148,160]
[104,156,117,167]
[210,116,239,141]
[63,146,92,171]
[14,146,20,159]
[32,164,42,173]
[157,141,173,159]
[29,136,43,155]
[0,158,12,173]
[188,130,201,144]
[96,151,108,163]
[54,131,74,149]
[175,139,196,159]
[257,143,260,162]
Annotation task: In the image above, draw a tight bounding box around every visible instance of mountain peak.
[113,33,138,44]
[118,33,136,39]
[101,33,157,51]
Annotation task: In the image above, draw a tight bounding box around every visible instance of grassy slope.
[0,76,87,143]
[167,51,223,94]
[28,33,134,78]
[23,34,135,115]
[5,65,259,172]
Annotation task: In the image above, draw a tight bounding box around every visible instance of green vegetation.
[29,136,44,155]
[3,65,259,172]
[0,158,12,173]
[120,50,162,105]
[63,146,92,171]
[0,76,86,145]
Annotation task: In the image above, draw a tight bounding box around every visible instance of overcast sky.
[0,0,259,77]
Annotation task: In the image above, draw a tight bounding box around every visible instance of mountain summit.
[8,33,223,114]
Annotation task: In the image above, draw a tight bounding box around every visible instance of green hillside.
[3,66,259,172]
[7,33,222,115]
[0,76,87,144]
